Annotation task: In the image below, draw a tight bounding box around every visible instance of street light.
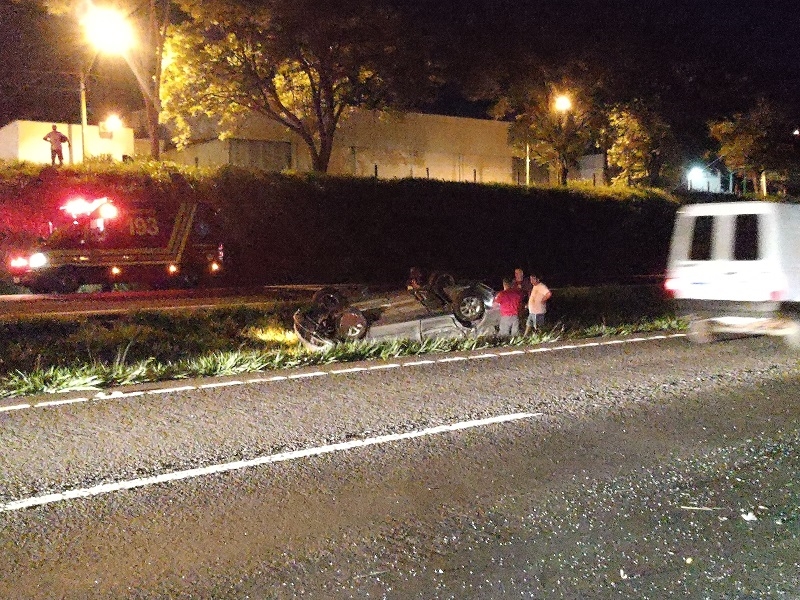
[78,6,135,161]
[554,94,572,113]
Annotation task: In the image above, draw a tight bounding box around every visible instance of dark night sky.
[1,0,798,143]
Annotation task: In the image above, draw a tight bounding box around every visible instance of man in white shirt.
[524,274,552,336]
[43,124,70,166]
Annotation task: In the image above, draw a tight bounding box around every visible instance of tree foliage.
[607,102,675,187]
[708,100,798,196]
[493,82,593,186]
[162,0,421,173]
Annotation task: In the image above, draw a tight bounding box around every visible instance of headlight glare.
[28,253,48,269]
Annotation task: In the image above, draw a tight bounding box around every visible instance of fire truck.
[7,196,224,293]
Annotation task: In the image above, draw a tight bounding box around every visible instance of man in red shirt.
[494,278,522,337]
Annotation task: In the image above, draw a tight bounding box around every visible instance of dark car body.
[293,273,500,351]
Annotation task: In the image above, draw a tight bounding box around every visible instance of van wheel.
[687,319,715,344]
[784,320,800,349]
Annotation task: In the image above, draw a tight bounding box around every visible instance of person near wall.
[494,277,523,337]
[43,124,70,166]
[513,267,533,330]
[524,274,552,336]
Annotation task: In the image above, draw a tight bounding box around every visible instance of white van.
[665,201,800,345]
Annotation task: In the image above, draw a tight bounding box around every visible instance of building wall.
[0,120,134,164]
[164,109,516,183]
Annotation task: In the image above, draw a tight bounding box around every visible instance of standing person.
[43,124,70,166]
[513,267,533,330]
[494,277,522,337]
[524,274,552,336]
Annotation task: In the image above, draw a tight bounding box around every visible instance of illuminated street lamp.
[554,94,572,113]
[79,6,135,160]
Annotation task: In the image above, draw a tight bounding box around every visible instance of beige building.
[164,110,540,185]
[163,109,606,186]
[0,120,135,165]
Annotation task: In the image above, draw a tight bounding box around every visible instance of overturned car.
[293,272,500,351]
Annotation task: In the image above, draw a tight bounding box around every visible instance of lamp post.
[79,6,135,161]
[553,94,573,186]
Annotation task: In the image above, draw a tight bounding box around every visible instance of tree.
[493,82,593,186]
[22,0,171,159]
[709,100,797,197]
[607,101,675,187]
[161,0,418,173]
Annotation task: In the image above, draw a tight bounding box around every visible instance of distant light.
[111,266,121,276]
[210,262,220,272]
[688,167,705,180]
[81,7,135,55]
[9,257,28,269]
[168,264,178,274]
[794,129,800,136]
[104,114,123,132]
[554,95,572,112]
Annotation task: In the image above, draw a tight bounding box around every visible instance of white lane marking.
[147,385,197,395]
[0,334,685,413]
[330,367,368,374]
[367,364,400,371]
[288,371,327,380]
[34,398,89,408]
[0,412,543,513]
[0,403,31,413]
[199,381,244,389]
[244,376,287,383]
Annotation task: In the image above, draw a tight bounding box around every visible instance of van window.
[689,215,713,261]
[734,214,759,260]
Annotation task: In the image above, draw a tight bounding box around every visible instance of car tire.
[784,319,800,348]
[336,307,368,341]
[52,267,81,294]
[428,271,456,294]
[312,287,347,311]
[452,287,486,324]
[177,267,201,289]
[687,318,715,344]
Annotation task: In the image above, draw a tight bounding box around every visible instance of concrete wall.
[0,120,134,164]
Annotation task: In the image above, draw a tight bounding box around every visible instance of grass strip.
[0,315,685,399]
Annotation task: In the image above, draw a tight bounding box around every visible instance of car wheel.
[177,267,201,289]
[428,271,456,294]
[453,287,486,324]
[336,307,368,341]
[52,267,80,294]
[687,318,715,344]
[312,286,347,311]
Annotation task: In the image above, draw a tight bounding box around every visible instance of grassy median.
[0,285,682,398]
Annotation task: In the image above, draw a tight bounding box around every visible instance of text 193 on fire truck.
[7,196,224,293]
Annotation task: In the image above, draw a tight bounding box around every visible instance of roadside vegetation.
[0,285,682,398]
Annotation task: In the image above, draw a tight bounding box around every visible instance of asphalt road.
[1,334,798,598]
[0,285,319,319]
